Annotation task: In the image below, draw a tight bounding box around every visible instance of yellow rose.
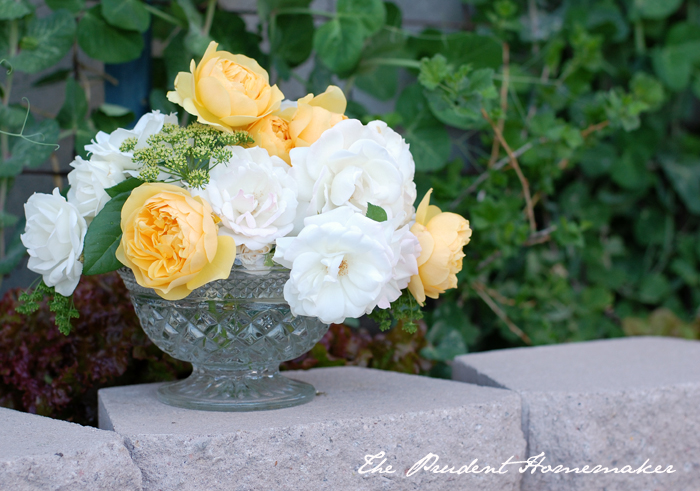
[408,189,472,306]
[167,41,284,132]
[248,85,348,163]
[116,183,236,300]
[247,115,294,164]
[289,85,348,147]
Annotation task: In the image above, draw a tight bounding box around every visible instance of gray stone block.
[452,336,700,491]
[0,407,143,491]
[99,366,525,491]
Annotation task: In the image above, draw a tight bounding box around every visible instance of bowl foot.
[157,364,315,411]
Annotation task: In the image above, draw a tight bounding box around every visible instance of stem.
[448,139,541,211]
[634,20,646,55]
[488,42,510,168]
[472,281,532,345]
[360,57,422,69]
[144,4,184,27]
[202,0,216,37]
[482,107,537,232]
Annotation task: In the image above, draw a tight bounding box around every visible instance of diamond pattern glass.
[118,256,329,411]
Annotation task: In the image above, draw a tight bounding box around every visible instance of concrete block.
[99,366,525,491]
[0,407,142,491]
[453,336,700,491]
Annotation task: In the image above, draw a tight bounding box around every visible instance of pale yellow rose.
[247,115,294,164]
[248,85,348,163]
[116,183,236,300]
[408,189,472,306]
[289,85,348,147]
[167,41,284,132]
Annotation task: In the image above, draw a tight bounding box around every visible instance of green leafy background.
[3,0,700,379]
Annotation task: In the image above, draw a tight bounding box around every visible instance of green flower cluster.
[119,123,254,188]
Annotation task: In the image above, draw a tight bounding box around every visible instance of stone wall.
[2,337,697,490]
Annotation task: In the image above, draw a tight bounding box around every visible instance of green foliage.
[0,0,33,20]
[4,10,75,73]
[366,203,388,222]
[101,0,151,33]
[81,191,131,276]
[17,281,78,335]
[130,122,253,187]
[368,291,424,334]
[77,6,144,63]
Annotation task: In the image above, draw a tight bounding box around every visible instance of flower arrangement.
[18,42,472,334]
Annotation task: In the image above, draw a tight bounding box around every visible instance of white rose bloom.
[273,207,396,324]
[374,219,421,310]
[192,146,298,250]
[21,189,87,296]
[66,156,126,220]
[290,119,417,228]
[85,110,178,171]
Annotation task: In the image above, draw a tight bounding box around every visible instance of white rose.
[85,110,178,171]
[21,189,87,296]
[273,207,395,324]
[374,219,421,310]
[290,119,417,227]
[66,156,126,220]
[192,146,298,250]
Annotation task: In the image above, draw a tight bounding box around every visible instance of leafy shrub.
[0,273,189,426]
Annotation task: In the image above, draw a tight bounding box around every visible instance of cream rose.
[408,189,472,305]
[167,41,284,132]
[21,189,87,296]
[116,183,236,300]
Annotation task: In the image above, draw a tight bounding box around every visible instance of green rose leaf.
[0,0,33,20]
[101,0,151,33]
[337,0,386,37]
[9,10,75,73]
[313,17,365,74]
[366,203,388,222]
[82,191,130,275]
[105,178,144,198]
[77,6,144,64]
[45,0,85,14]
